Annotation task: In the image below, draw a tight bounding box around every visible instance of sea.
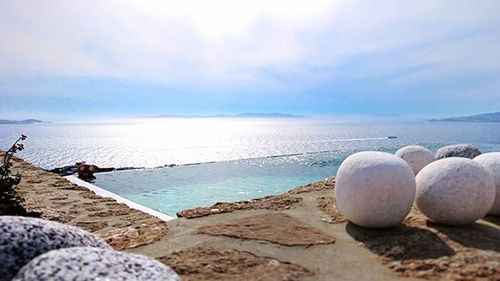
[1,118,499,217]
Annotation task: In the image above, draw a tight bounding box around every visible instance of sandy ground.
[4,153,500,281]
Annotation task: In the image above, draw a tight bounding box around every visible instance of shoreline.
[46,137,400,176]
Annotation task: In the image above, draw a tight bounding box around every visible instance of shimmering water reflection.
[2,118,500,217]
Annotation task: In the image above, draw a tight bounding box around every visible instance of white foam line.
[313,137,389,142]
[64,175,175,222]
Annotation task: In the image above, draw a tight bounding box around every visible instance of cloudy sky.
[1,0,499,119]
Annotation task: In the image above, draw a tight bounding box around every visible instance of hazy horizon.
[1,1,500,119]
[1,111,489,123]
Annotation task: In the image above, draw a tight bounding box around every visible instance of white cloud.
[0,0,499,91]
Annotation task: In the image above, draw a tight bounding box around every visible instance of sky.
[1,0,500,120]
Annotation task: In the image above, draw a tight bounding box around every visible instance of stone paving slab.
[198,213,336,246]
[159,246,314,281]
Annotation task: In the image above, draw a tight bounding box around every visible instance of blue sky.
[1,0,499,119]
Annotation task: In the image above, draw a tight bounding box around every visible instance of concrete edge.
[64,175,175,222]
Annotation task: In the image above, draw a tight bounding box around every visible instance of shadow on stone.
[0,193,40,217]
[483,215,500,226]
[428,222,500,252]
[346,222,455,261]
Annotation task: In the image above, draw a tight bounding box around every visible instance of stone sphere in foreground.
[416,158,495,225]
[335,151,416,228]
[0,216,110,281]
[395,145,435,175]
[435,144,481,159]
[474,152,500,216]
[13,247,180,281]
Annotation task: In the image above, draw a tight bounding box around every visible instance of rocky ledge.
[3,152,499,281]
[2,152,168,251]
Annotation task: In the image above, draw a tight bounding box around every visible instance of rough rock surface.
[199,213,335,246]
[159,247,313,281]
[474,152,500,215]
[13,247,180,281]
[416,158,495,225]
[287,177,335,194]
[0,216,109,281]
[100,223,169,251]
[3,151,169,251]
[336,151,416,228]
[317,195,346,224]
[435,144,482,159]
[177,194,301,219]
[395,145,435,175]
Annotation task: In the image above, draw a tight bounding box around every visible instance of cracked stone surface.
[158,247,313,281]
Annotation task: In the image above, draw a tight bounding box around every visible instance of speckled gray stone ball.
[416,158,495,225]
[435,144,481,159]
[474,152,500,216]
[395,145,435,175]
[335,151,416,228]
[13,247,180,281]
[0,216,110,281]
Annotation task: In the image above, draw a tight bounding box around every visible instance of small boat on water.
[387,136,398,139]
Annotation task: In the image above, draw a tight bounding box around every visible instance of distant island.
[151,113,305,118]
[430,112,500,123]
[0,119,44,124]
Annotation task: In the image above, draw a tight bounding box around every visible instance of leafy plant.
[0,134,27,203]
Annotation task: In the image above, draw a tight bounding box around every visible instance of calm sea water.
[1,118,500,217]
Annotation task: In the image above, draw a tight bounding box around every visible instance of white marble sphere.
[474,152,500,215]
[335,151,416,228]
[395,145,435,175]
[416,158,495,225]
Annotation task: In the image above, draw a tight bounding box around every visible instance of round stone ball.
[13,247,180,281]
[335,151,416,228]
[435,144,481,159]
[395,145,435,175]
[474,152,500,215]
[0,216,110,281]
[416,158,495,225]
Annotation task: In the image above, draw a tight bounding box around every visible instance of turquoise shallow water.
[93,143,500,217]
[2,118,500,217]
[93,151,348,216]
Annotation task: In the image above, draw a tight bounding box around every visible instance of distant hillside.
[152,113,305,118]
[430,112,500,122]
[224,113,304,118]
[0,119,44,124]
